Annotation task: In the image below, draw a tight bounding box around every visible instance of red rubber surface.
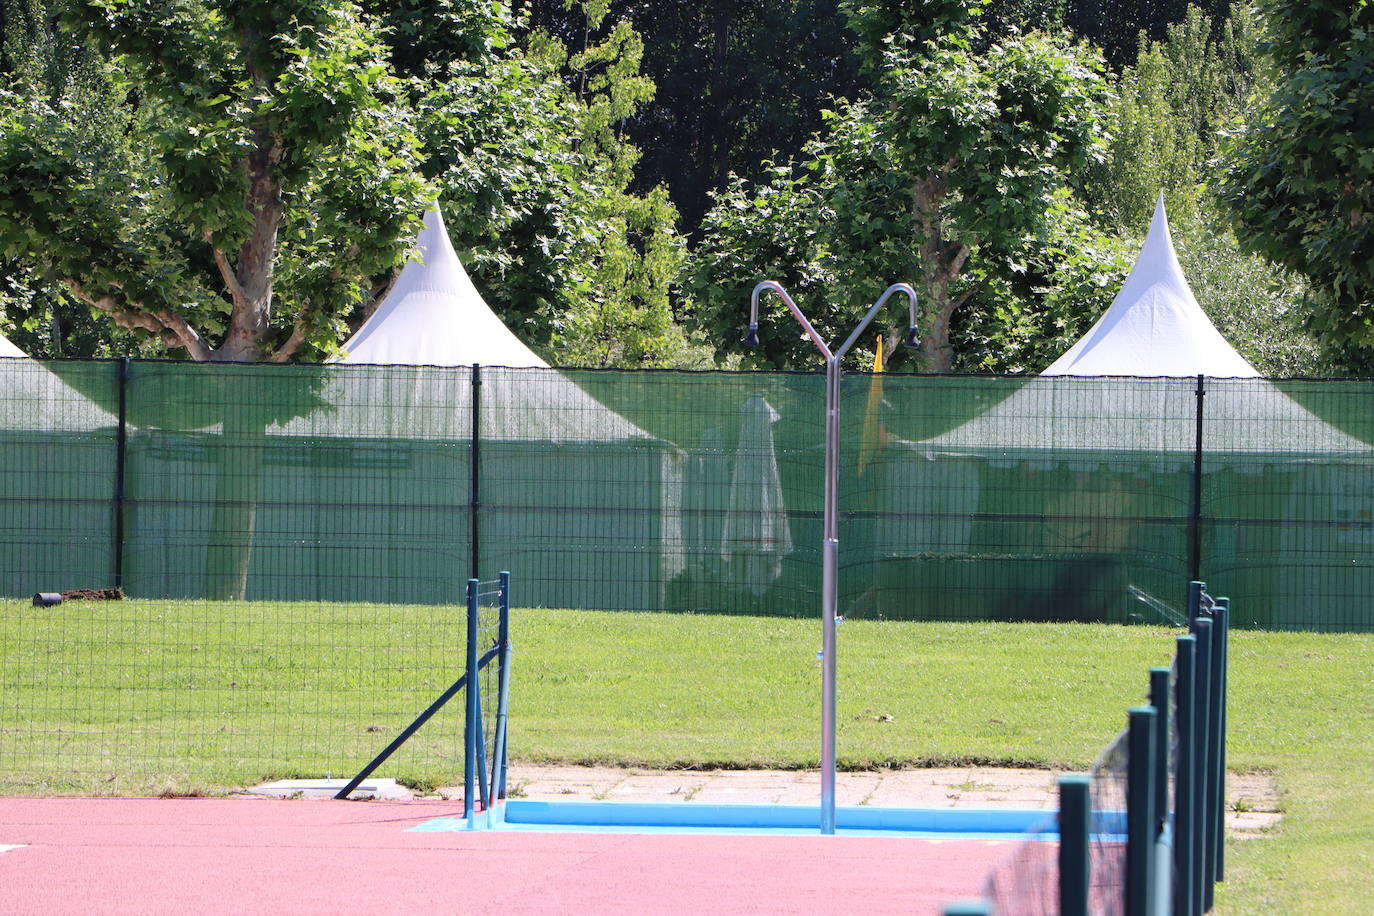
[0,796,1012,914]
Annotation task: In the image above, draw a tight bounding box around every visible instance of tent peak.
[334,204,548,368]
[1040,194,1259,379]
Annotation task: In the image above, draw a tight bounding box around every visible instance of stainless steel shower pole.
[747,281,919,835]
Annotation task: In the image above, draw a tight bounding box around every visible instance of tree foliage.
[1221,0,1374,350]
[1088,3,1264,228]
[0,0,699,367]
[0,0,433,361]
[389,0,699,367]
[689,2,1110,372]
[1168,214,1333,376]
[0,0,153,355]
[516,0,869,239]
[1065,0,1234,69]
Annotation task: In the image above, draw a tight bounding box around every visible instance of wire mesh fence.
[3,359,1370,629]
[980,812,1060,915]
[1088,728,1131,915]
[2,597,468,794]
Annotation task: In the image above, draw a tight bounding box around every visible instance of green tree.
[514,0,869,239]
[0,0,432,362]
[375,0,699,366]
[955,197,1135,373]
[1065,0,1233,69]
[0,0,440,599]
[689,2,1110,372]
[1221,0,1374,350]
[1169,214,1333,376]
[0,0,153,356]
[1087,3,1264,229]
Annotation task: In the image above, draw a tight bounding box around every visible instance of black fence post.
[1213,597,1230,884]
[1189,374,1206,584]
[1192,616,1215,913]
[1059,775,1091,916]
[1149,667,1172,832]
[470,363,481,581]
[112,357,130,590]
[1188,580,1205,627]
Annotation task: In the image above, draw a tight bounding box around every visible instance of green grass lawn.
[2,599,1370,913]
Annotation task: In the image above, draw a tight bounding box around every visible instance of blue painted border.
[410,800,1067,839]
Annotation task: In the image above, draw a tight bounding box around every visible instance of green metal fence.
[964,582,1232,916]
[3,359,1373,630]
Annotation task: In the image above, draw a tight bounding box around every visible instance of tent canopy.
[337,208,547,369]
[918,197,1367,457]
[1044,196,1259,379]
[313,206,656,444]
[0,331,25,358]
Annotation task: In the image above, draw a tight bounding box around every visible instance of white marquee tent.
[1041,196,1259,379]
[919,197,1368,456]
[196,205,687,607]
[315,206,658,445]
[872,197,1373,624]
[0,330,25,358]
[338,208,547,370]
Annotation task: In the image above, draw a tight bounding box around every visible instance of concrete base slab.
[245,778,411,800]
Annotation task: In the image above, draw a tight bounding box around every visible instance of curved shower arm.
[748,281,834,361]
[835,283,920,362]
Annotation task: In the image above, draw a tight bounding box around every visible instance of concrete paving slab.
[246,778,411,800]
[433,765,1281,837]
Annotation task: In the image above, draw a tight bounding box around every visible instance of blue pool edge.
[410,800,1062,839]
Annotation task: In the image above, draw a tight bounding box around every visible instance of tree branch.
[361,267,399,323]
[950,281,982,313]
[65,278,214,361]
[153,307,213,360]
[267,318,307,363]
[204,230,248,308]
[948,242,972,280]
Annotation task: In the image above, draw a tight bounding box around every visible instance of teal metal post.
[474,685,489,809]
[1059,775,1091,916]
[1213,597,1230,882]
[493,571,512,801]
[1187,580,1205,624]
[465,578,479,825]
[1127,706,1158,916]
[1193,617,1214,912]
[1174,634,1198,916]
[1203,602,1226,909]
[1149,667,1172,831]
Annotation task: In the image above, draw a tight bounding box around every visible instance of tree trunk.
[202,119,281,596]
[204,407,265,600]
[216,128,283,362]
[910,169,969,374]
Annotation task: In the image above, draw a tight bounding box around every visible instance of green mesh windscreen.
[834,374,1194,624]
[1200,379,1374,632]
[3,361,1373,630]
[0,359,120,595]
[571,368,824,616]
[120,361,472,604]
